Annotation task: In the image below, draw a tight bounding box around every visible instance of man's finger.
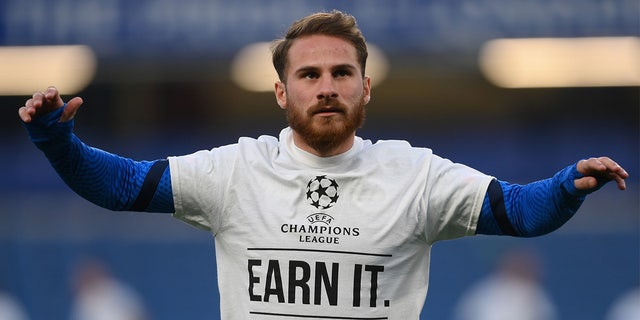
[32,91,44,100]
[614,176,627,190]
[577,158,604,175]
[595,157,629,185]
[19,98,38,123]
[18,106,32,123]
[609,170,628,190]
[44,86,59,100]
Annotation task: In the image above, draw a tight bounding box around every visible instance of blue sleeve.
[23,105,174,213]
[476,164,589,237]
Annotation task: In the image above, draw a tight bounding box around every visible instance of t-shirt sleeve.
[168,148,229,233]
[423,155,493,244]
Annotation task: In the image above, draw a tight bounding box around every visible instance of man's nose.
[316,77,338,100]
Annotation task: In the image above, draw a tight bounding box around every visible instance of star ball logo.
[306,175,339,210]
[279,175,358,245]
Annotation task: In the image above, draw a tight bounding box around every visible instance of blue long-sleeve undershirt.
[25,106,174,213]
[25,104,593,236]
[476,166,587,237]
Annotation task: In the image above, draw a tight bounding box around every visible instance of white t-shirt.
[169,127,492,319]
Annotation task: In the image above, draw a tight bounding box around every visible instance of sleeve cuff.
[23,104,73,143]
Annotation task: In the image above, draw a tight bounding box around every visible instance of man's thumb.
[573,176,599,191]
[59,97,83,122]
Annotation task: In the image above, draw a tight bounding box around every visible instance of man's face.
[275,34,371,156]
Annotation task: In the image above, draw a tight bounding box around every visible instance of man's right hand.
[18,86,83,123]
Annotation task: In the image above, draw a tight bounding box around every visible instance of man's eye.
[304,72,319,79]
[334,70,351,77]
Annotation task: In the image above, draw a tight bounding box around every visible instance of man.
[454,249,558,320]
[18,10,627,319]
[70,259,148,320]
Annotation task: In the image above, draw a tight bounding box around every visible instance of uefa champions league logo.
[306,175,339,210]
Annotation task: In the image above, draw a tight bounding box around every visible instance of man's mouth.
[315,109,341,115]
[311,104,344,116]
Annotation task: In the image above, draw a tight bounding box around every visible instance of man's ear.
[363,76,372,105]
[275,81,287,109]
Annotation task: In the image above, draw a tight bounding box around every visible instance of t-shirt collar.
[279,127,363,168]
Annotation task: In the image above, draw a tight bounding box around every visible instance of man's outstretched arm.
[19,87,174,213]
[477,158,628,237]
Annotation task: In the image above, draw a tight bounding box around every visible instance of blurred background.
[0,0,638,319]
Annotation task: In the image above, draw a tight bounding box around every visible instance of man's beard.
[286,97,366,155]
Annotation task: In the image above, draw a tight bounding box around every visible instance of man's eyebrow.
[294,66,319,75]
[294,63,358,74]
[332,63,359,72]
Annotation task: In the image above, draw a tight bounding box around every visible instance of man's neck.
[291,132,355,157]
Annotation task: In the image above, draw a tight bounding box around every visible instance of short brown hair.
[271,10,368,82]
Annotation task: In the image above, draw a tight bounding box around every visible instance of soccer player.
[18,10,628,319]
